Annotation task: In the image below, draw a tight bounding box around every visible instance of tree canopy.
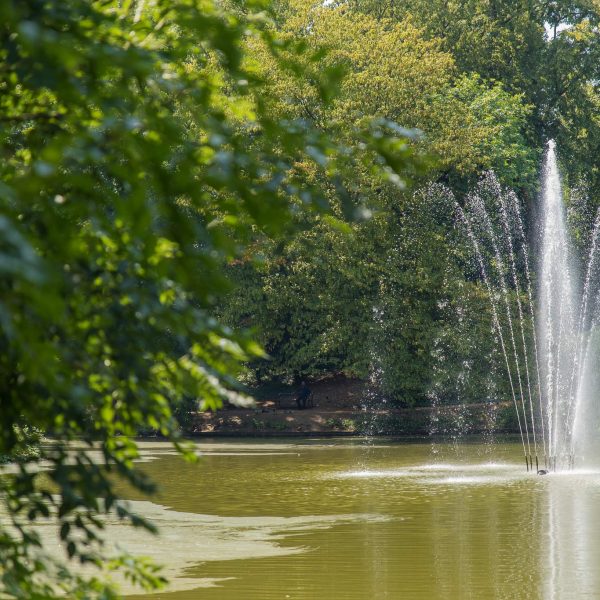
[219,0,600,404]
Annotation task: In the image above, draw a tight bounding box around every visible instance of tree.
[258,1,537,183]
[543,4,600,200]
[0,0,416,596]
[347,0,547,128]
[219,0,538,400]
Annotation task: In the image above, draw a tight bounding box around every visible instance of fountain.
[456,141,600,472]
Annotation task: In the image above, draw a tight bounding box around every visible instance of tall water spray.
[538,140,579,470]
[453,141,600,471]
[536,141,600,470]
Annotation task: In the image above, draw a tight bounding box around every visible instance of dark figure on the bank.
[537,469,549,476]
[296,381,312,410]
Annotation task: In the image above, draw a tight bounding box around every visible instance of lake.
[115,438,600,599]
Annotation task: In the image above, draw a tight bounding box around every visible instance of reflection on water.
[544,472,600,599]
[119,439,600,600]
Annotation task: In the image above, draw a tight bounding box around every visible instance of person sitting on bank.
[296,381,312,410]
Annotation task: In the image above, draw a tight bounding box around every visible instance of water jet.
[457,141,600,472]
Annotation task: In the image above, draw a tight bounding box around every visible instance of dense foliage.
[220,0,600,404]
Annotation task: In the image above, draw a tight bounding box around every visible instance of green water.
[120,438,600,600]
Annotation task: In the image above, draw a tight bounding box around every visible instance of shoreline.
[185,399,516,438]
